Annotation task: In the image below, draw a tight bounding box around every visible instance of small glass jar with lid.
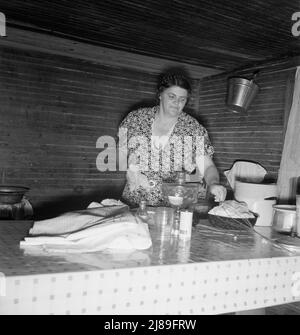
[136,200,149,223]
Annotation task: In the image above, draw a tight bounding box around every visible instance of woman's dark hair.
[157,72,192,96]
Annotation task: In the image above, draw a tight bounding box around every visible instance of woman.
[119,72,226,207]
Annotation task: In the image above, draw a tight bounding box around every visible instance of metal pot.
[0,185,29,204]
[272,205,296,233]
[234,181,277,226]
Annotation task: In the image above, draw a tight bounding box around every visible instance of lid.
[162,182,199,191]
[272,204,296,212]
[0,185,29,193]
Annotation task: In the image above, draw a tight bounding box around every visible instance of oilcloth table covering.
[20,205,152,253]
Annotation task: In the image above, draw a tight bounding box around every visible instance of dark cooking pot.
[0,185,29,204]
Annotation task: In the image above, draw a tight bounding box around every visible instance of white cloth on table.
[20,202,152,253]
[87,199,127,208]
[208,200,255,219]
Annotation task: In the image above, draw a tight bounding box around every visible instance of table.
[1,218,300,315]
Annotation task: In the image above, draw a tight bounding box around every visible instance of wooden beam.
[283,69,296,138]
[205,55,300,80]
[0,26,222,79]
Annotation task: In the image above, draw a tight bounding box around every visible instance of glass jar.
[136,200,149,223]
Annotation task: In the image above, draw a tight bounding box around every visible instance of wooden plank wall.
[0,46,157,218]
[197,65,295,186]
[0,39,296,218]
[0,45,199,218]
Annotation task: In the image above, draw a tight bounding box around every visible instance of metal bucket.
[227,77,259,113]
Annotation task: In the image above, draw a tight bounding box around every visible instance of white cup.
[179,210,193,239]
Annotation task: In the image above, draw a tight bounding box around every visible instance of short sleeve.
[201,126,214,157]
[117,108,152,170]
[193,124,214,158]
[118,110,137,133]
[117,111,135,166]
[117,110,139,148]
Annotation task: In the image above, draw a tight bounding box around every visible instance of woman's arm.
[196,155,227,202]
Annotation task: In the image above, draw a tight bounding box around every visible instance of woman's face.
[159,86,188,118]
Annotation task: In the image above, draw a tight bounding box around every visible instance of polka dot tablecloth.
[0,220,300,314]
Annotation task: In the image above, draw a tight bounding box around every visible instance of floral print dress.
[119,106,214,207]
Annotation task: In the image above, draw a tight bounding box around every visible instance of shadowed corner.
[31,183,126,220]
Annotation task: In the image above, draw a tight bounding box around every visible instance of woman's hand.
[127,164,151,192]
[196,155,227,202]
[209,183,227,202]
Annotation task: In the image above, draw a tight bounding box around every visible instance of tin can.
[179,210,193,239]
[177,238,191,262]
[296,195,300,237]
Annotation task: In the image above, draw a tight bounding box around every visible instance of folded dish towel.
[20,202,152,253]
[23,247,152,268]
